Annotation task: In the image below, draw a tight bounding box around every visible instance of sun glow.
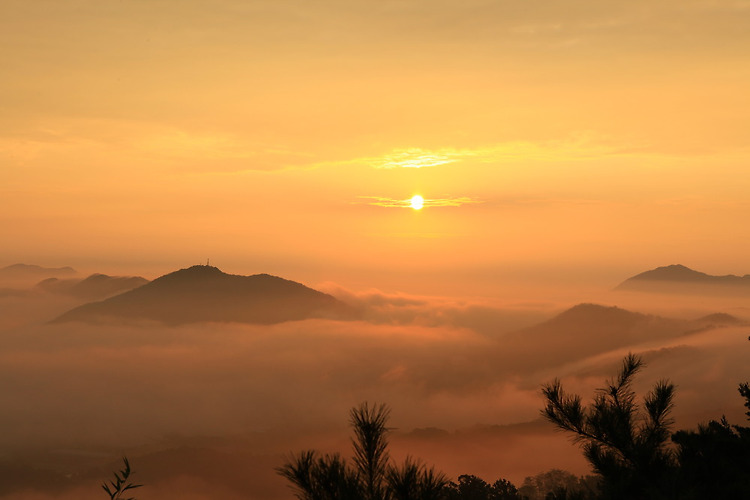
[410,195,424,210]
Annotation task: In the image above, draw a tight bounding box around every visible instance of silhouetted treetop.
[542,354,677,499]
[278,402,447,500]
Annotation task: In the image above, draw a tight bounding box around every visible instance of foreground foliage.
[277,402,448,500]
[542,353,750,500]
[542,354,676,499]
[672,417,750,499]
[443,474,520,500]
[518,470,600,500]
[101,457,141,500]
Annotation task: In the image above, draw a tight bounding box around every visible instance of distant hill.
[497,303,707,372]
[693,312,744,326]
[35,273,149,300]
[615,264,750,294]
[52,265,353,325]
[0,263,77,284]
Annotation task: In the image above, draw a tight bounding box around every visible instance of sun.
[410,195,424,210]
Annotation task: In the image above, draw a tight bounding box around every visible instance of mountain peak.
[549,303,645,327]
[1,263,76,273]
[615,264,750,294]
[162,265,224,278]
[53,266,353,325]
[35,273,149,300]
[629,264,708,281]
[0,263,77,279]
[184,264,222,273]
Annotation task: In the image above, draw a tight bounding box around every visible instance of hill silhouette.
[52,265,353,325]
[35,273,149,300]
[0,263,77,285]
[694,312,743,326]
[497,303,703,371]
[616,264,750,294]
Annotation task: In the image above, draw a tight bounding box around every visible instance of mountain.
[52,265,353,325]
[0,263,77,284]
[496,303,700,372]
[694,312,744,326]
[615,264,750,294]
[35,273,149,300]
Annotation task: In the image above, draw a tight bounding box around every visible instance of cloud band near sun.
[366,135,623,170]
[360,196,480,208]
[369,148,463,169]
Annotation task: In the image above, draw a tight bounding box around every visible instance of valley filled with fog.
[0,265,748,499]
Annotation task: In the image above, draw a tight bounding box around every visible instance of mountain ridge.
[495,302,744,374]
[35,273,149,300]
[0,263,77,283]
[615,264,750,294]
[52,265,354,325]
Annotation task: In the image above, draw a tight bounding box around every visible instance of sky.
[3,0,750,293]
[2,4,750,496]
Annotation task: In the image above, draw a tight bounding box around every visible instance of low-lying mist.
[0,285,747,499]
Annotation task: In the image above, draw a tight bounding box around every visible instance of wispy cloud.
[368,148,464,169]
[365,135,626,170]
[235,134,643,173]
[360,196,480,208]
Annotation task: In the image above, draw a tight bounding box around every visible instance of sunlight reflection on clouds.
[369,148,463,169]
[360,196,480,208]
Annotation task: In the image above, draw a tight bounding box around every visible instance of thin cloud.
[368,148,463,169]
[268,135,640,173]
[363,136,628,170]
[360,196,481,208]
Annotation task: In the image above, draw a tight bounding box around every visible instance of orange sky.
[3,0,749,294]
